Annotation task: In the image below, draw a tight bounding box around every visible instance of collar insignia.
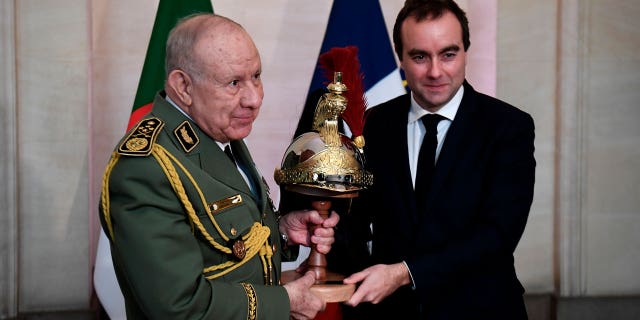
[174,121,199,153]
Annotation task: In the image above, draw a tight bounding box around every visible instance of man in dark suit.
[99,13,338,319]
[342,0,536,318]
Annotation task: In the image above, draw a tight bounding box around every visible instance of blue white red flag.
[307,0,405,109]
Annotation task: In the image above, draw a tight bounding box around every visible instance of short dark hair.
[392,0,470,61]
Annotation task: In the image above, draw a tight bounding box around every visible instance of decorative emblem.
[174,121,199,153]
[118,118,164,156]
[125,138,148,151]
[229,238,246,260]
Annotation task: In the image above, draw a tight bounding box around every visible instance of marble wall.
[1,0,638,317]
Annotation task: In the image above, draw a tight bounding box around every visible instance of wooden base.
[282,270,355,303]
[285,184,359,199]
[281,184,358,305]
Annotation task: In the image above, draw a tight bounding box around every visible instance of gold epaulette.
[117,118,164,156]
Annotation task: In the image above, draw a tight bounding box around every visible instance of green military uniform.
[99,92,293,319]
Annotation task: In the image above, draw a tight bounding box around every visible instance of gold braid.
[100,151,121,240]
[152,144,273,281]
[100,144,276,282]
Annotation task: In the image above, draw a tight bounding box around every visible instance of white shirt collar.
[216,141,230,151]
[408,85,464,123]
[165,95,194,121]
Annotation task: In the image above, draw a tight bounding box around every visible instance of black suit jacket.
[351,82,535,319]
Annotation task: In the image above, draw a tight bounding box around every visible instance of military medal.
[229,238,246,260]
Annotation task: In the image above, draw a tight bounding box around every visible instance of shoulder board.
[117,117,165,156]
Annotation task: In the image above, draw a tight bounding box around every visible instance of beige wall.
[567,0,640,295]
[1,0,91,315]
[497,0,640,296]
[499,0,558,294]
[1,0,639,317]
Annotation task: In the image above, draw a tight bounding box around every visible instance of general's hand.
[284,271,325,320]
[343,263,411,306]
[279,210,339,254]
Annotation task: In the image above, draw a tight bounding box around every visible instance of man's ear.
[167,70,193,106]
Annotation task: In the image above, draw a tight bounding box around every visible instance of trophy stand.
[280,184,358,303]
[274,70,373,317]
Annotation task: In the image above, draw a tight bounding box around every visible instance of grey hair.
[165,13,242,82]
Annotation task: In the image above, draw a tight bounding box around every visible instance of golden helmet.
[274,72,373,194]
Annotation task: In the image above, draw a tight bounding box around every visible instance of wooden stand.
[281,185,358,303]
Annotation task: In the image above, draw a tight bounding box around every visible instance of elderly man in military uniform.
[99,13,338,320]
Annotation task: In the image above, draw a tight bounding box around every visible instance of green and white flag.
[127,0,214,131]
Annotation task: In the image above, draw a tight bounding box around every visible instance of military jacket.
[99,93,291,319]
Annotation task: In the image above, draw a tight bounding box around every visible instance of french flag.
[294,0,405,138]
[286,1,405,319]
[307,0,405,106]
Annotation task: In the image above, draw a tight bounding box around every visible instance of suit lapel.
[426,83,479,207]
[370,95,419,225]
[370,96,415,202]
[392,104,416,210]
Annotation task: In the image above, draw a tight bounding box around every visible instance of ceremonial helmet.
[274,72,373,194]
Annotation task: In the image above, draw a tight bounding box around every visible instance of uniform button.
[230,227,237,236]
[272,244,277,253]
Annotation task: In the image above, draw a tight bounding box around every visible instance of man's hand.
[279,209,339,254]
[284,271,325,319]
[343,263,411,306]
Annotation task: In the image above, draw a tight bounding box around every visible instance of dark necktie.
[415,114,445,197]
[224,145,237,166]
[225,144,260,200]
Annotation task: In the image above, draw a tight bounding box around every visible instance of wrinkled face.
[188,28,263,142]
[399,12,466,112]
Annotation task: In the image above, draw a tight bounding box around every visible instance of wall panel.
[16,0,90,312]
[0,0,19,318]
[498,0,557,293]
[582,0,640,295]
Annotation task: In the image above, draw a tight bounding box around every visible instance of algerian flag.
[127,0,214,131]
